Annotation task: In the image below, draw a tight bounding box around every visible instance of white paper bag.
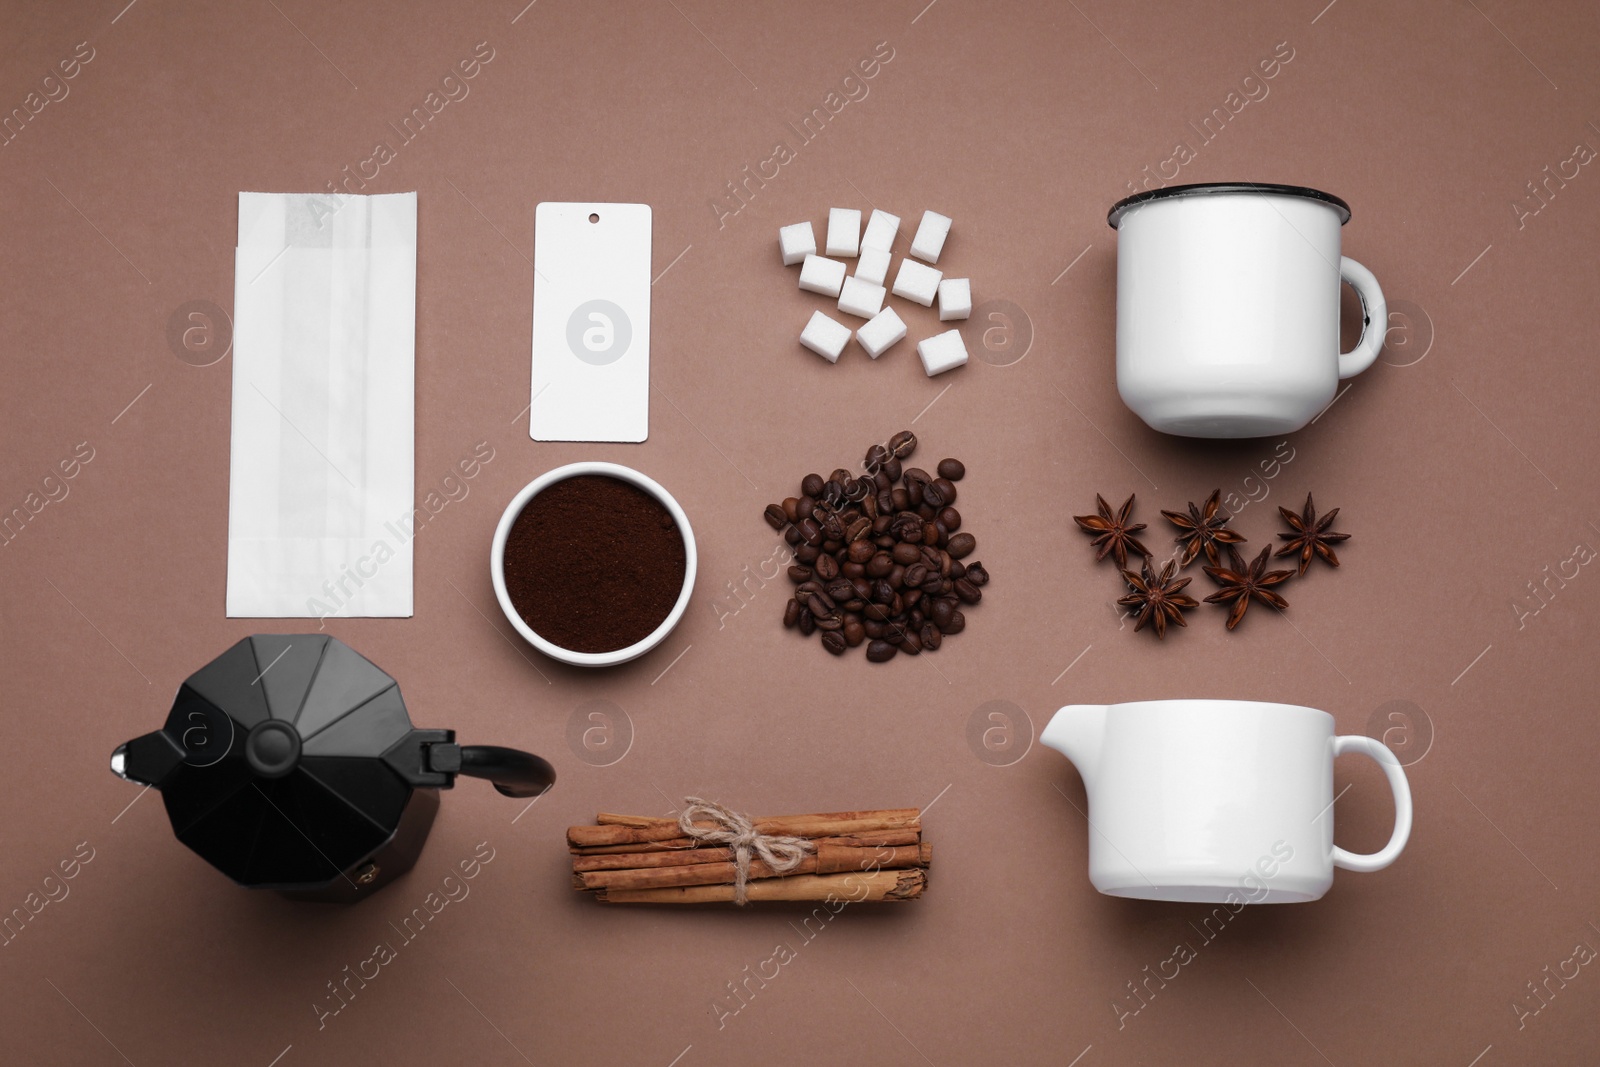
[226,192,416,619]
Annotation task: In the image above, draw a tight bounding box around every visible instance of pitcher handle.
[1330,735,1412,872]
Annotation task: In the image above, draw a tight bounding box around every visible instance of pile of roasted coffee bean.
[762,430,988,661]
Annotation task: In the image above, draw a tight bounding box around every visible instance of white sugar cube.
[917,329,969,376]
[862,209,900,251]
[826,208,862,257]
[910,210,952,263]
[800,310,852,363]
[891,258,942,306]
[856,307,907,359]
[855,246,891,287]
[838,276,887,320]
[779,222,816,266]
[798,254,847,297]
[938,278,971,321]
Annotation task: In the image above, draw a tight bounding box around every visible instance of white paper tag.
[530,202,651,442]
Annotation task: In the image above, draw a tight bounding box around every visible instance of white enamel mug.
[1042,700,1412,903]
[1108,182,1386,438]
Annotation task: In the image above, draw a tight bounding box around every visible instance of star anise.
[1118,558,1198,639]
[1203,545,1292,630]
[1161,489,1246,567]
[1074,493,1151,568]
[1276,493,1349,576]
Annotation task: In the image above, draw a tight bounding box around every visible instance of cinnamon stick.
[578,842,930,891]
[570,829,923,859]
[596,869,926,904]
[567,809,920,850]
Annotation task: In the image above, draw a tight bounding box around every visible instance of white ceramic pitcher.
[1042,700,1411,903]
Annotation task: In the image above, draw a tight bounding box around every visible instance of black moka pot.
[111,635,555,902]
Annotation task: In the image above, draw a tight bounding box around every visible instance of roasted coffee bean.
[814,614,843,632]
[842,561,866,579]
[864,602,892,621]
[866,552,894,578]
[797,518,822,546]
[796,495,816,520]
[903,588,923,610]
[924,522,942,546]
[873,469,892,492]
[933,477,958,505]
[954,578,982,604]
[846,540,874,564]
[798,608,816,635]
[938,550,953,577]
[920,622,942,650]
[921,480,949,508]
[806,594,835,619]
[784,525,802,545]
[843,599,866,613]
[795,580,822,596]
[825,578,855,601]
[917,503,936,522]
[887,565,906,590]
[862,493,879,519]
[889,513,921,541]
[890,487,910,512]
[845,518,871,544]
[965,561,990,586]
[843,477,869,502]
[875,534,896,549]
[948,560,966,581]
[881,621,908,643]
[929,597,956,629]
[821,630,847,655]
[866,639,898,662]
[882,457,902,482]
[865,443,889,471]
[920,576,944,596]
[876,489,895,515]
[863,618,885,639]
[872,515,893,535]
[821,515,845,542]
[787,565,811,582]
[851,578,873,599]
[943,609,966,634]
[871,579,896,605]
[888,429,918,458]
[939,507,961,531]
[946,532,977,559]
[903,563,929,588]
[783,497,801,523]
[936,458,965,481]
[830,468,852,487]
[814,554,840,580]
[764,503,788,529]
[903,467,931,491]
[939,578,955,595]
[795,543,820,563]
[899,629,922,654]
[783,600,802,628]
[821,540,842,556]
[904,479,923,508]
[822,480,845,506]
[892,542,922,566]
[801,473,825,498]
[843,618,866,646]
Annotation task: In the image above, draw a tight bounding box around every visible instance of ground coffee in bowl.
[492,464,696,666]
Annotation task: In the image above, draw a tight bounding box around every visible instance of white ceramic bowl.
[490,462,697,667]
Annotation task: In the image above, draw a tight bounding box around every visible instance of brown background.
[2,1,1597,1064]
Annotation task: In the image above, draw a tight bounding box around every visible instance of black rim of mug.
[1107,181,1352,229]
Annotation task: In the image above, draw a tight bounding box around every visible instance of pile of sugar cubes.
[781,208,973,377]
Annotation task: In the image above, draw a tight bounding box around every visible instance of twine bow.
[678,797,815,905]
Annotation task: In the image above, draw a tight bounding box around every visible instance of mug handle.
[1330,735,1412,872]
[1337,256,1388,380]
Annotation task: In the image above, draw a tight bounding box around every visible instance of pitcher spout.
[112,730,186,789]
[1041,705,1108,788]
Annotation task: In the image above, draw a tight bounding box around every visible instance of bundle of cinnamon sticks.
[567,808,930,904]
